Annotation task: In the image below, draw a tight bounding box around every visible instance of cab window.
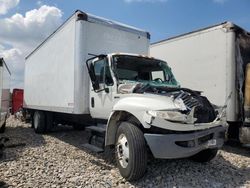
[94,58,113,85]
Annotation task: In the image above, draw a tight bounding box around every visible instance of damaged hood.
[117,82,217,124]
[116,93,187,111]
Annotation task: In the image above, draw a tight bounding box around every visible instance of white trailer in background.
[0,58,11,133]
[150,22,250,143]
[24,11,227,180]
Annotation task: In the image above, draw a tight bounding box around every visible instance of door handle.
[91,97,95,108]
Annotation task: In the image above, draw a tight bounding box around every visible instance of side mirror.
[86,54,107,92]
[104,88,109,93]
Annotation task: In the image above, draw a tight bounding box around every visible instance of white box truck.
[24,11,227,180]
[150,22,250,144]
[0,58,11,133]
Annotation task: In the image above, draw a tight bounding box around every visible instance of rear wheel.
[33,111,46,134]
[45,112,53,132]
[115,122,147,181]
[191,149,218,162]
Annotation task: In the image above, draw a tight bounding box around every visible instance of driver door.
[89,57,115,119]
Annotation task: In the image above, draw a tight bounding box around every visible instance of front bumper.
[144,126,226,159]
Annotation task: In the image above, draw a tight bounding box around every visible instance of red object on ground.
[12,89,24,115]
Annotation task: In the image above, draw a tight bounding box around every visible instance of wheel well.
[105,111,144,146]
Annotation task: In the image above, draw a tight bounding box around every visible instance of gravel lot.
[0,117,250,188]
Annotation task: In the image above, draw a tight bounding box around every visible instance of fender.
[105,94,178,146]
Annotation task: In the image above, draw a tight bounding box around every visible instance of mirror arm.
[86,54,107,65]
[94,87,109,93]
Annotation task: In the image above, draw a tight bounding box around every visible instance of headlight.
[147,110,187,122]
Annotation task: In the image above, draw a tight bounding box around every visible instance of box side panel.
[0,63,11,124]
[85,21,149,56]
[0,66,3,125]
[150,28,229,107]
[226,32,237,121]
[2,63,11,112]
[24,17,76,113]
[0,66,2,111]
[73,19,89,114]
[73,20,150,114]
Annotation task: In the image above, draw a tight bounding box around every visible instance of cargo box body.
[24,11,149,115]
[0,58,11,127]
[150,22,250,123]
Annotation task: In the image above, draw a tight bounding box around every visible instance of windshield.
[112,55,179,87]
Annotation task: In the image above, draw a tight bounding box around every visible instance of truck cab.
[86,53,227,180]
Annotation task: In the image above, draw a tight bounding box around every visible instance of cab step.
[84,124,106,153]
[86,126,106,134]
[83,143,104,153]
[85,125,106,135]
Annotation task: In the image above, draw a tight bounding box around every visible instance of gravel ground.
[0,117,250,188]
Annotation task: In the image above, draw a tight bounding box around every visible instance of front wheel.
[190,149,218,162]
[115,122,147,181]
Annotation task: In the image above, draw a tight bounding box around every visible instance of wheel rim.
[117,133,129,168]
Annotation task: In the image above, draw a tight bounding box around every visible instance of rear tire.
[46,112,53,132]
[33,111,46,134]
[115,122,147,181]
[191,149,218,162]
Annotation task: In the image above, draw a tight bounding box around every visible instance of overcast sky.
[0,0,249,89]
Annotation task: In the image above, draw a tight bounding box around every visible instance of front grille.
[174,91,201,110]
[172,90,216,123]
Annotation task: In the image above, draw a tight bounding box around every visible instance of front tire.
[115,122,147,181]
[191,149,218,162]
[33,111,46,134]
